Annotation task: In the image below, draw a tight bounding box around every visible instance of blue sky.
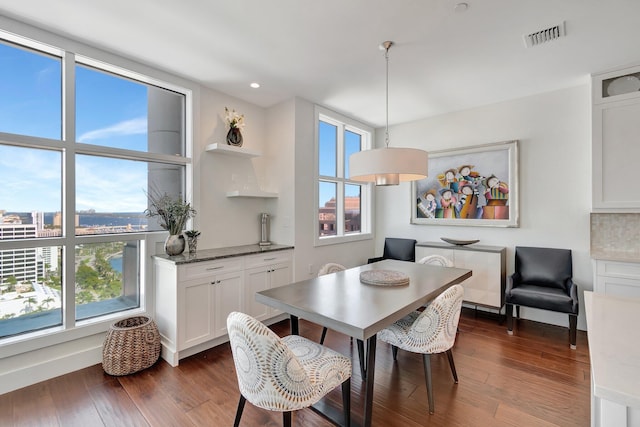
[0,40,360,214]
[318,121,361,207]
[0,41,150,213]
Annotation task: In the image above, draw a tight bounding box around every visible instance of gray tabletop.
[256,259,472,341]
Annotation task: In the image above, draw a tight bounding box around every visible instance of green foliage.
[145,189,196,235]
[184,229,201,238]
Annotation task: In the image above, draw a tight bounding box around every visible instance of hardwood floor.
[0,308,591,426]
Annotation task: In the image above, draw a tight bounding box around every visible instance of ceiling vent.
[523,21,565,48]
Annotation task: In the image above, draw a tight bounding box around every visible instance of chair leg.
[391,345,398,361]
[506,303,514,335]
[445,349,458,384]
[283,411,292,427]
[342,378,351,427]
[569,315,577,350]
[422,353,435,415]
[233,395,246,427]
[516,305,520,319]
[320,327,328,345]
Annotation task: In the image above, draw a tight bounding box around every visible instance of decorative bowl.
[441,237,479,246]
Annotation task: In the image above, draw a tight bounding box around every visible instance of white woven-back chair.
[379,284,464,415]
[227,312,352,427]
[318,262,346,276]
[317,263,346,344]
[417,254,454,267]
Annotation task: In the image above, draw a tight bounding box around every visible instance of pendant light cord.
[383,41,392,149]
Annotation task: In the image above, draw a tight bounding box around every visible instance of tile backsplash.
[591,213,640,260]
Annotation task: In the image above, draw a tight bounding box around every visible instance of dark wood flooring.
[0,308,591,426]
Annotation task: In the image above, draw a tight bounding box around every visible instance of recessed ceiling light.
[250,82,260,88]
[454,2,469,12]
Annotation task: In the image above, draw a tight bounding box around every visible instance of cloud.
[78,117,147,142]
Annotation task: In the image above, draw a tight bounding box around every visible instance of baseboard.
[0,344,102,395]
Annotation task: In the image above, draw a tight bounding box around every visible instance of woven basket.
[102,315,161,376]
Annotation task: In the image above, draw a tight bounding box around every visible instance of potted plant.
[184,230,201,254]
[145,189,196,256]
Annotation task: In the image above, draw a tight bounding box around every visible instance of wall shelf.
[205,143,260,158]
[226,190,278,198]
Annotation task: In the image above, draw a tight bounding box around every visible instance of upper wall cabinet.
[592,64,640,211]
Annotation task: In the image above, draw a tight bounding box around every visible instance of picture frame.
[411,140,519,227]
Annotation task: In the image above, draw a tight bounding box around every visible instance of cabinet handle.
[264,257,277,261]
[210,280,221,285]
[206,266,224,271]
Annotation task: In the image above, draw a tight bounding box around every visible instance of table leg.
[362,335,376,427]
[356,339,366,379]
[290,315,299,335]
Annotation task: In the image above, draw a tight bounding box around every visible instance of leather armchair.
[505,246,579,349]
[368,238,417,263]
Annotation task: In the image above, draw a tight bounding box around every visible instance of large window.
[316,107,372,244]
[0,35,190,340]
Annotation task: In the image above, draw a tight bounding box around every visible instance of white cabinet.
[154,247,293,366]
[244,251,293,321]
[416,242,506,309]
[592,64,640,210]
[593,259,640,298]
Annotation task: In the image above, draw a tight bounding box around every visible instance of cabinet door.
[593,99,640,209]
[454,251,501,307]
[269,262,292,289]
[213,270,244,337]
[244,266,270,321]
[268,262,292,316]
[415,247,454,264]
[179,279,214,351]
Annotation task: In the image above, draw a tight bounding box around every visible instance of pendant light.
[349,41,428,186]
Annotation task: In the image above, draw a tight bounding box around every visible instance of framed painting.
[411,140,519,227]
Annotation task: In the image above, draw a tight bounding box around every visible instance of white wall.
[197,87,274,248]
[264,99,296,247]
[375,85,593,330]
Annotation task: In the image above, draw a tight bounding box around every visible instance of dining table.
[255,259,472,427]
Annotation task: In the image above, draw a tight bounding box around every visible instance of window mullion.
[61,51,76,330]
[336,182,345,236]
[336,125,346,235]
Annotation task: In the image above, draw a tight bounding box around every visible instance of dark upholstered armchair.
[506,246,579,349]
[368,238,417,264]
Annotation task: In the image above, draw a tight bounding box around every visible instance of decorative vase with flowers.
[225,106,245,147]
[145,189,196,256]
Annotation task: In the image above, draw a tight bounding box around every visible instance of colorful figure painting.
[411,141,519,227]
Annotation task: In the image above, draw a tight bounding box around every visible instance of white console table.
[415,242,506,310]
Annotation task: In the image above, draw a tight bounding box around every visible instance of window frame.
[314,105,373,246]
[0,26,194,355]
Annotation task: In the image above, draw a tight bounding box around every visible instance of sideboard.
[415,242,506,310]
[153,244,293,366]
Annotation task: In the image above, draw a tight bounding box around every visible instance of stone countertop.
[584,291,640,409]
[152,244,294,265]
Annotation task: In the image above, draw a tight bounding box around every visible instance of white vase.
[164,234,185,256]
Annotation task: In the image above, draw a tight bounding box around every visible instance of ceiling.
[1,0,639,127]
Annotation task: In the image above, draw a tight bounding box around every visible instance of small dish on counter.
[441,237,480,246]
